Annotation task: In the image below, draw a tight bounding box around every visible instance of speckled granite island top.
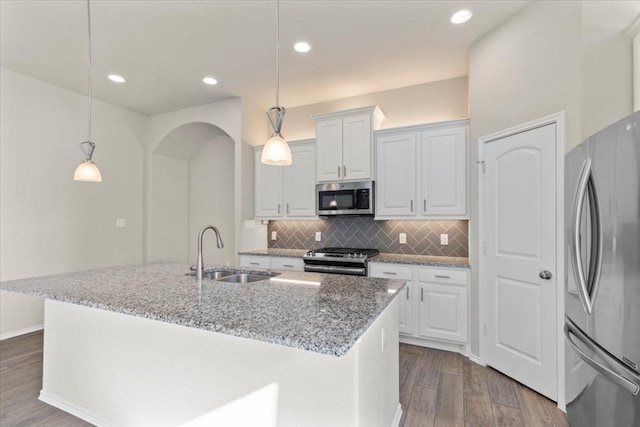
[0,262,405,357]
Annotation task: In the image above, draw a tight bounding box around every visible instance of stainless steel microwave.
[316,181,374,216]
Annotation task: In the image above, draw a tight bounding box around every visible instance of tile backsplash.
[268,217,468,257]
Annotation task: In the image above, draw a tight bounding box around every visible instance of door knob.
[539,270,553,280]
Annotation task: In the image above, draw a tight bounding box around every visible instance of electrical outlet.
[315,231,322,242]
[440,234,449,245]
[116,218,126,228]
[399,233,407,244]
[271,231,277,241]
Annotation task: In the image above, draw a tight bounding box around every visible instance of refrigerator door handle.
[571,158,594,314]
[585,170,603,313]
[565,318,640,396]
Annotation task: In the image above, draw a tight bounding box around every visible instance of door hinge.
[477,160,486,173]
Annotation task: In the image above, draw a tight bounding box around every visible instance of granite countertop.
[237,248,308,258]
[239,249,469,268]
[0,262,404,357]
[370,254,469,268]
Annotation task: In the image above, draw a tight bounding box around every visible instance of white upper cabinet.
[421,126,467,216]
[375,120,468,219]
[312,106,384,183]
[255,140,317,220]
[376,132,417,216]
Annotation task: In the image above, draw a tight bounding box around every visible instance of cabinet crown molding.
[311,105,385,123]
[374,118,469,137]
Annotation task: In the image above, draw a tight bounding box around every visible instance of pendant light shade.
[261,0,292,166]
[74,0,103,182]
[74,141,102,182]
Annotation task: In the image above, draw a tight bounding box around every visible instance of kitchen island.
[0,262,405,427]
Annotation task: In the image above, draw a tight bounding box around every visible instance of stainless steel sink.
[215,273,273,283]
[186,270,231,280]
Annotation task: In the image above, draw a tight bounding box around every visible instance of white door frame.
[477,111,566,410]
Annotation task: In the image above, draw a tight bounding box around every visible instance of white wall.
[0,68,146,337]
[149,154,189,262]
[187,135,235,265]
[281,76,469,141]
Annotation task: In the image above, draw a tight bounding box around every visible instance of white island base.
[39,299,401,427]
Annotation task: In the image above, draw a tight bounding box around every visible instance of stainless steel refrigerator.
[565,111,640,426]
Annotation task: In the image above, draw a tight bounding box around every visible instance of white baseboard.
[469,353,486,366]
[0,324,43,341]
[39,390,114,427]
[391,403,403,427]
[400,335,468,356]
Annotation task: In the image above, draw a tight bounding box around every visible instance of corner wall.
[0,68,146,338]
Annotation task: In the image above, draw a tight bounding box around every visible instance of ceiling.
[1,1,636,117]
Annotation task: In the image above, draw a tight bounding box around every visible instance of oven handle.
[303,264,366,276]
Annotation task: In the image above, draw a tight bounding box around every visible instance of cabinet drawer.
[418,268,467,286]
[369,263,413,280]
[271,257,304,271]
[240,256,271,268]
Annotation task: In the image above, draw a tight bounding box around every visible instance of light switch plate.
[116,218,126,228]
[440,234,449,245]
[315,231,322,242]
[271,231,277,241]
[399,233,407,244]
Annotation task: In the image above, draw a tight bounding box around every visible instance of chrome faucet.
[196,225,224,280]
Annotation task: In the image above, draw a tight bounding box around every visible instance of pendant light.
[74,0,102,182]
[261,0,292,166]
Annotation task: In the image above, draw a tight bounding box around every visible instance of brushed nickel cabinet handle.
[410,200,413,212]
[343,165,347,177]
[337,165,341,178]
[283,264,294,268]
[406,286,410,300]
[286,203,290,214]
[250,262,259,266]
[435,275,450,279]
[383,271,397,275]
[277,204,281,214]
[424,199,427,212]
[421,287,424,302]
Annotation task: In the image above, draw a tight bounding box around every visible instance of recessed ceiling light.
[450,9,472,24]
[202,77,218,85]
[294,42,311,53]
[108,74,125,83]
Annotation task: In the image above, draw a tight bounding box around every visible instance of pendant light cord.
[275,0,279,107]
[86,0,92,143]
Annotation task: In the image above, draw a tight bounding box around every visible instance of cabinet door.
[375,132,417,217]
[369,263,415,335]
[342,114,372,180]
[418,283,468,343]
[271,257,304,271]
[420,127,467,216]
[316,119,343,182]
[284,145,316,217]
[255,150,283,218]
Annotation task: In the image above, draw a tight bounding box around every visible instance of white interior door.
[482,123,558,400]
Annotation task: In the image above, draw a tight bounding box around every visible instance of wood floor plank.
[515,382,568,427]
[440,350,464,376]
[434,372,464,427]
[463,358,494,427]
[404,385,437,427]
[414,347,442,390]
[487,367,520,408]
[492,403,526,426]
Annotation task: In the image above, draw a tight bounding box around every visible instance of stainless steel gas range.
[302,247,380,276]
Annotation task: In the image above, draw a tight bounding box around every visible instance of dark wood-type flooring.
[0,331,569,426]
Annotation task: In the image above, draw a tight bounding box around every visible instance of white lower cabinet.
[369,263,413,335]
[370,262,469,352]
[240,255,304,272]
